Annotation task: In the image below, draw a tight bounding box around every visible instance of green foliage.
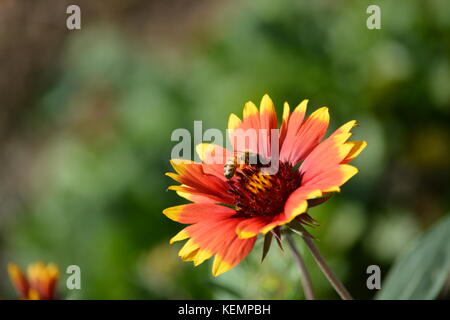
[376,215,450,300]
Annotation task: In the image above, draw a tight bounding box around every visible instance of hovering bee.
[224,151,267,179]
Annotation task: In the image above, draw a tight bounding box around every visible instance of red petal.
[196,143,233,180]
[166,160,234,204]
[280,106,329,165]
[227,95,278,158]
[300,132,353,183]
[172,216,256,276]
[235,216,276,239]
[258,94,278,158]
[303,164,358,193]
[284,187,322,221]
[163,203,235,224]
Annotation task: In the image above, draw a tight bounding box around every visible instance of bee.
[224,151,266,179]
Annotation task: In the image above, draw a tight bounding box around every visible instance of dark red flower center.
[227,162,302,217]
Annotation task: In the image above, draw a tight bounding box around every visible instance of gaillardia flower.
[164,94,366,276]
[8,262,59,300]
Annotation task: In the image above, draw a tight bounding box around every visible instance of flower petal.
[300,132,353,183]
[243,101,260,130]
[170,229,190,244]
[303,164,359,193]
[27,262,59,300]
[284,187,322,221]
[212,233,256,277]
[227,95,279,157]
[166,159,234,204]
[163,203,235,224]
[235,216,275,239]
[280,100,308,153]
[300,120,366,184]
[196,143,233,180]
[342,141,367,163]
[330,120,357,137]
[279,102,291,148]
[228,113,242,131]
[168,185,218,204]
[258,94,278,158]
[8,263,29,298]
[280,106,329,165]
[172,216,256,276]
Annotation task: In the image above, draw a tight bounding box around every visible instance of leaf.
[271,228,283,251]
[307,194,332,208]
[261,232,273,263]
[296,213,320,227]
[288,219,316,239]
[376,214,450,300]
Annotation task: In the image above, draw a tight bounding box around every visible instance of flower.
[164,94,366,276]
[8,262,59,300]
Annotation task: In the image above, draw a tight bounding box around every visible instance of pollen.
[228,162,302,217]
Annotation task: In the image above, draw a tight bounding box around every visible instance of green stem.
[286,232,315,300]
[295,224,353,300]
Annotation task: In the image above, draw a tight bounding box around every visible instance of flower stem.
[286,232,315,300]
[295,224,353,300]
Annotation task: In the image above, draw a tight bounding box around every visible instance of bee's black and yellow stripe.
[224,157,237,179]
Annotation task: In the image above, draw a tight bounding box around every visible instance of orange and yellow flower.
[8,262,59,300]
[164,94,366,276]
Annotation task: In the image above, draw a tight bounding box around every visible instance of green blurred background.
[0,0,449,299]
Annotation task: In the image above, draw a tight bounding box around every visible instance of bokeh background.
[0,0,449,299]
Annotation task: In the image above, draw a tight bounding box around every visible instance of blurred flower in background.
[8,262,59,300]
[0,0,448,299]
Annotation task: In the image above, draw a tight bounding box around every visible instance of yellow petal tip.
[236,229,257,239]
